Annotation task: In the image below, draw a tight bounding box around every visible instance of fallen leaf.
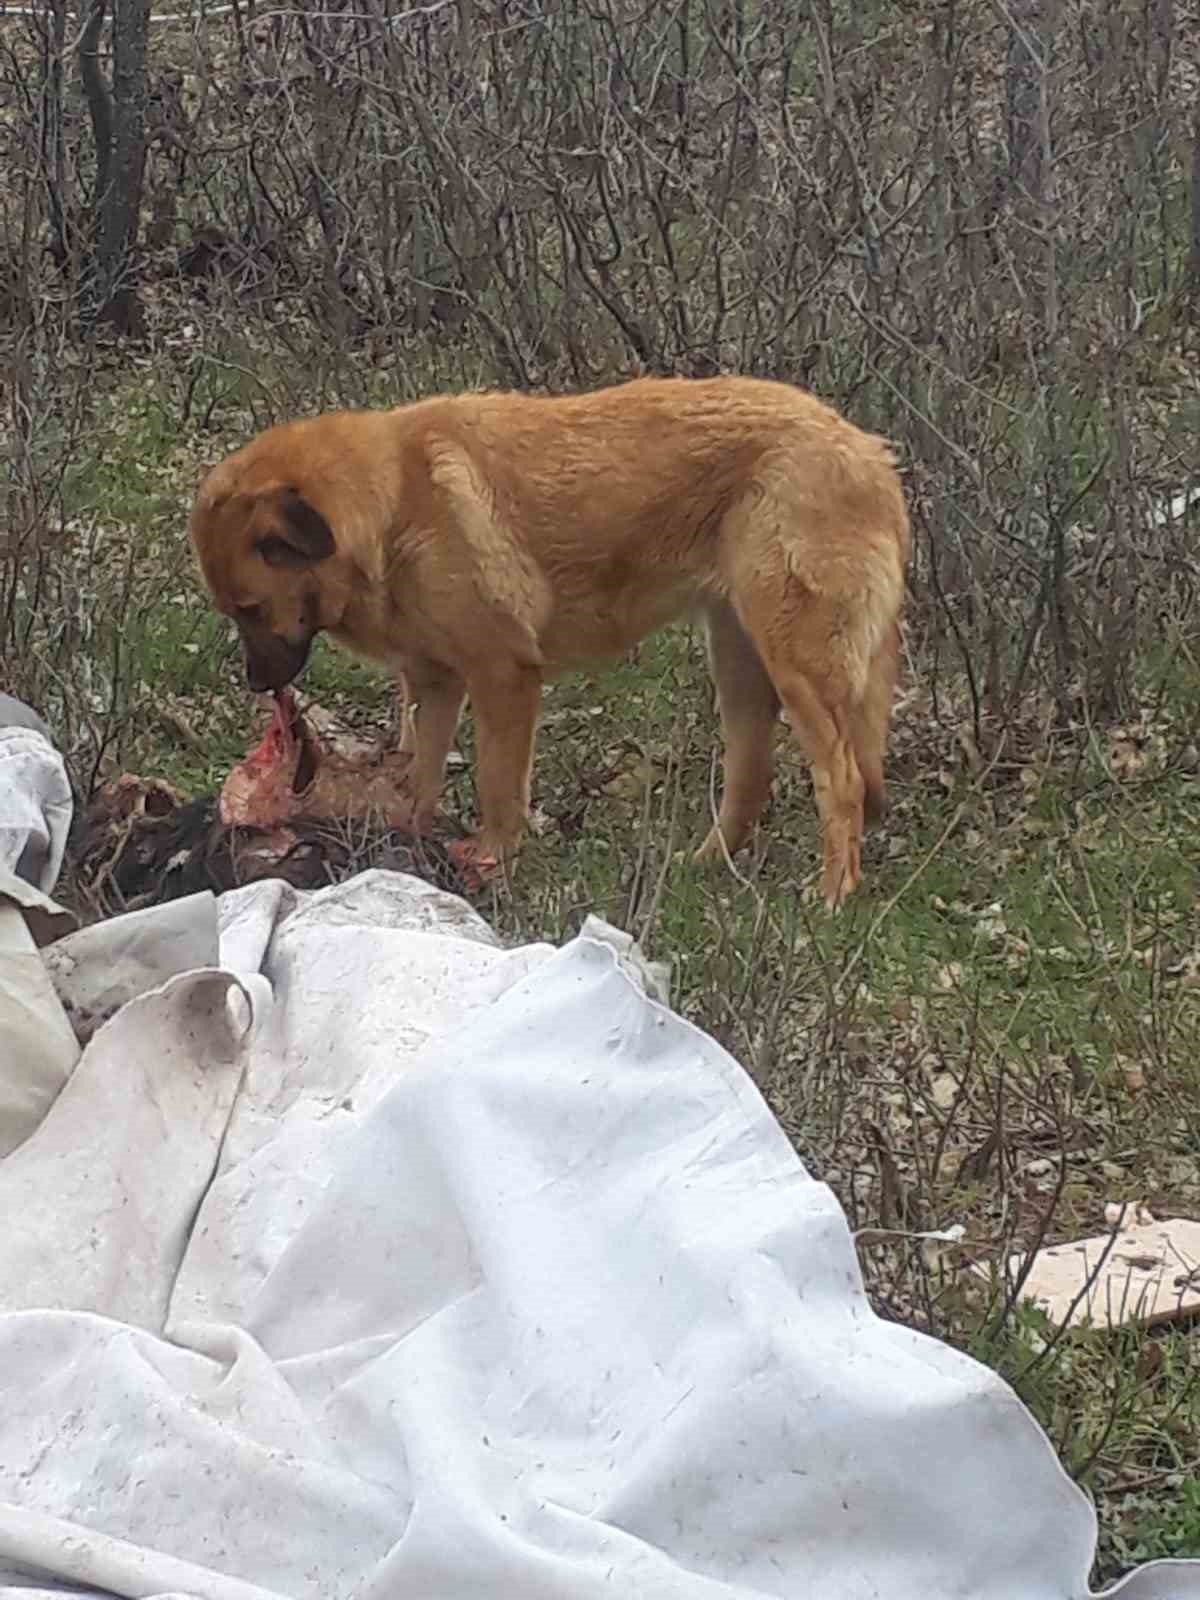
[933,961,964,991]
[930,1071,959,1111]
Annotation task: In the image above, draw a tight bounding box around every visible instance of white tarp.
[1,712,1197,1600]
[0,717,81,1155]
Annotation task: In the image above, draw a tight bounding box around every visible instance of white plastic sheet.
[0,740,1197,1598]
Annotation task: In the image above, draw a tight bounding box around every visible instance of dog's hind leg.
[849,618,900,826]
[767,660,866,907]
[724,559,891,909]
[694,599,781,863]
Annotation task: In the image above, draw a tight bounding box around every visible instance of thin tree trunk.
[1006,0,1043,201]
[79,0,111,213]
[95,0,152,333]
[40,0,70,266]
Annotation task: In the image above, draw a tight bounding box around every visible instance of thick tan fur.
[189,375,910,905]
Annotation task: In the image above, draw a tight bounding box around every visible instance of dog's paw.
[447,836,503,893]
[820,856,859,910]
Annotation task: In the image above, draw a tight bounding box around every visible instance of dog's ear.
[257,488,336,568]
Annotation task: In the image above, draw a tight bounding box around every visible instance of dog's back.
[428,376,903,564]
[406,377,908,668]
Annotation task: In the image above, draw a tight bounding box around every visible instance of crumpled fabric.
[0,696,79,1154]
[0,708,1195,1600]
[0,698,72,895]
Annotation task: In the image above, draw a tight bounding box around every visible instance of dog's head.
[190,476,345,693]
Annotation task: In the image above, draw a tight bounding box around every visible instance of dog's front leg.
[405,659,466,832]
[385,671,416,757]
[460,662,542,871]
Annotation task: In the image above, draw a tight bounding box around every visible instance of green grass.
[9,359,1200,1585]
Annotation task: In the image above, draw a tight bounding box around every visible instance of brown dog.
[189,375,910,905]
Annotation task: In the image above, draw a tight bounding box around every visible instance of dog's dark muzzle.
[242,632,314,694]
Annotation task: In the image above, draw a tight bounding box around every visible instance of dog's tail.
[850,617,901,826]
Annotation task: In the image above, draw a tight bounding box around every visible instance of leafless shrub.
[1,0,1198,755]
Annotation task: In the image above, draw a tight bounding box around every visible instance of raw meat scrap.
[219,689,415,830]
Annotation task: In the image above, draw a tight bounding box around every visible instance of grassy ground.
[15,362,1200,1582]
